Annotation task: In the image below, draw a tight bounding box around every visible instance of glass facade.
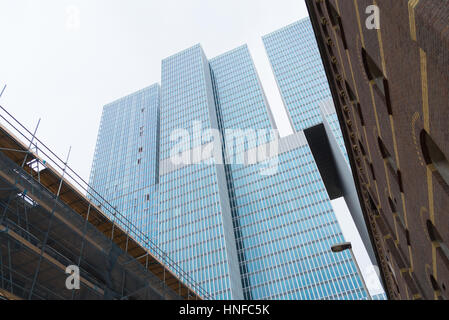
[209,45,276,149]
[158,45,243,300]
[209,45,366,300]
[90,19,370,300]
[89,85,160,240]
[227,134,367,299]
[372,292,388,300]
[263,18,332,132]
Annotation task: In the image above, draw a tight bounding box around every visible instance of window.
[356,103,365,126]
[388,196,397,213]
[426,219,449,268]
[345,81,356,102]
[368,194,379,215]
[427,242,445,297]
[389,196,406,229]
[421,130,449,190]
[427,220,441,243]
[378,137,397,171]
[429,274,441,294]
[337,20,348,50]
[358,140,366,156]
[378,137,403,192]
[325,0,348,49]
[427,220,448,252]
[406,229,411,246]
[362,48,392,114]
[368,161,376,181]
[325,0,339,26]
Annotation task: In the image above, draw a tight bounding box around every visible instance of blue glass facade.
[263,18,332,132]
[90,19,370,300]
[372,292,388,300]
[228,134,366,299]
[209,45,366,300]
[209,45,276,148]
[89,85,160,239]
[158,45,243,300]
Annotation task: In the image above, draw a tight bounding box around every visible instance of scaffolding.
[0,105,210,300]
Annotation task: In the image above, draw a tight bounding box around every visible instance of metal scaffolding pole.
[0,85,6,99]
[71,203,92,300]
[28,146,71,299]
[23,193,31,242]
[0,240,4,290]
[20,119,40,169]
[7,239,12,295]
[34,142,41,183]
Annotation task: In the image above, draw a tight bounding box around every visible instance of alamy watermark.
[169,121,280,175]
[363,264,385,294]
[365,5,380,30]
[65,5,81,31]
[65,265,80,290]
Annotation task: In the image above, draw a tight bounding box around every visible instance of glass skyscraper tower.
[89,85,160,239]
[263,17,383,298]
[158,45,243,300]
[90,17,372,300]
[209,45,365,299]
[263,18,332,132]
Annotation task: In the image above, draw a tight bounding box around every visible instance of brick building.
[306,0,449,299]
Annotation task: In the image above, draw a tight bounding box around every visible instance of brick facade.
[306,0,449,300]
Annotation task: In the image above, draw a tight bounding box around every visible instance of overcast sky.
[0,0,384,296]
[0,0,306,181]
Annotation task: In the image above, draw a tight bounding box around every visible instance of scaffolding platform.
[0,106,208,300]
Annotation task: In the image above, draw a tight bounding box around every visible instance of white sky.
[0,0,304,181]
[0,0,384,297]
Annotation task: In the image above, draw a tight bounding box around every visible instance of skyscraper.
[263,18,332,132]
[158,45,243,300]
[209,45,367,299]
[89,85,160,240]
[90,20,374,300]
[262,17,381,294]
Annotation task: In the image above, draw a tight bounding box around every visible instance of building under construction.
[0,105,209,300]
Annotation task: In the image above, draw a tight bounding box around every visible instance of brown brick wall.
[306,0,449,300]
